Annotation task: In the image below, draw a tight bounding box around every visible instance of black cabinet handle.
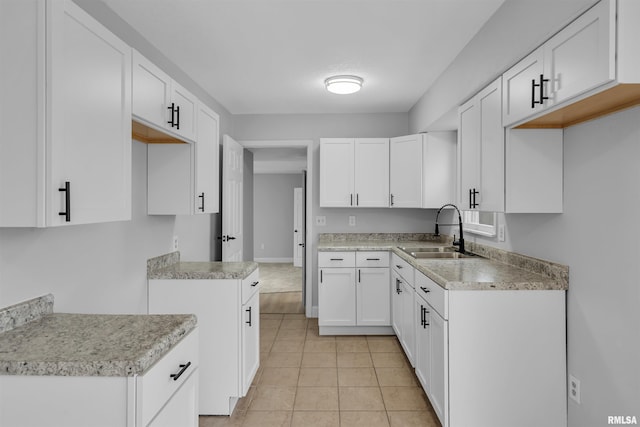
[530,78,537,109]
[167,102,177,128]
[330,258,343,261]
[251,281,259,287]
[198,192,205,211]
[358,269,361,283]
[396,278,403,294]
[390,193,394,206]
[422,306,429,328]
[170,361,192,381]
[350,194,353,206]
[420,304,425,327]
[320,270,323,283]
[58,181,71,222]
[356,193,359,206]
[469,188,479,209]
[366,258,380,261]
[395,264,403,269]
[532,74,549,108]
[227,236,236,240]
[246,306,252,326]
[175,105,180,130]
[420,286,430,294]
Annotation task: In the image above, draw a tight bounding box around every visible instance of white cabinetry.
[412,270,567,427]
[503,0,618,128]
[318,251,391,334]
[389,133,455,208]
[133,50,198,143]
[147,102,220,215]
[0,0,131,227]
[148,269,260,415]
[319,138,389,207]
[458,77,504,212]
[0,329,199,427]
[391,254,415,366]
[459,77,563,213]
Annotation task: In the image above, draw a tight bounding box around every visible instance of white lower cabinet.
[0,329,199,427]
[148,269,260,415]
[318,251,391,334]
[412,270,567,427]
[391,254,416,367]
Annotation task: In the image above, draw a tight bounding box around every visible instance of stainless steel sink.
[397,246,475,259]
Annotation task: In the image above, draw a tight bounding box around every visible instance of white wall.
[253,174,303,261]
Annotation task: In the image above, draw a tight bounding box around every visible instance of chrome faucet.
[434,203,465,254]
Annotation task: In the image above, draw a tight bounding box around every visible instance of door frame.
[240,139,314,318]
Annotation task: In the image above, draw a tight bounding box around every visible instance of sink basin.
[397,246,475,259]
[411,251,473,259]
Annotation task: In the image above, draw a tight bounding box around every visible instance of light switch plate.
[348,216,356,226]
[316,216,326,226]
[172,235,179,250]
[498,224,505,242]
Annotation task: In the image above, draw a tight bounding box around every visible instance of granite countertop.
[147,251,258,280]
[0,295,197,377]
[318,234,568,291]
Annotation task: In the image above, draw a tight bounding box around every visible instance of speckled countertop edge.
[0,294,53,334]
[318,234,568,291]
[148,260,259,280]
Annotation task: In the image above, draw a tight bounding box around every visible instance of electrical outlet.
[348,216,356,226]
[498,224,505,242]
[316,216,326,226]
[569,374,581,404]
[172,235,179,251]
[260,243,265,250]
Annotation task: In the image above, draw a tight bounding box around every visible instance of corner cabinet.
[147,102,220,215]
[0,0,132,227]
[318,251,391,334]
[319,138,389,207]
[148,269,260,415]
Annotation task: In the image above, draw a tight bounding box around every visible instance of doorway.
[242,140,313,317]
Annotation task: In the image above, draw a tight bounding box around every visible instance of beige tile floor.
[199,314,441,427]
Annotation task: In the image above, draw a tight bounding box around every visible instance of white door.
[222,135,243,261]
[293,187,304,267]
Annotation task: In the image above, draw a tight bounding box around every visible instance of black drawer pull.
[420,286,430,293]
[251,281,259,287]
[198,192,205,211]
[366,258,380,261]
[246,306,252,326]
[170,361,192,381]
[330,258,344,261]
[395,264,403,269]
[58,181,71,222]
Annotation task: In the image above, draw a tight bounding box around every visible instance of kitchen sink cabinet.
[0,328,199,427]
[318,251,391,334]
[389,133,456,209]
[0,0,132,227]
[133,50,198,144]
[147,101,220,215]
[391,254,416,366]
[148,269,260,415]
[320,138,389,207]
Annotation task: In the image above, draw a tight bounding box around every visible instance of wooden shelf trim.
[132,120,187,144]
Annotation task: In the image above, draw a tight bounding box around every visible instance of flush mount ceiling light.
[324,75,363,95]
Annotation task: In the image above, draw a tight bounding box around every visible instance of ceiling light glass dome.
[324,75,363,95]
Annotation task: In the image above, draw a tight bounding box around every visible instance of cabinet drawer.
[415,271,448,319]
[242,268,260,304]
[139,328,199,427]
[391,253,414,285]
[356,251,389,268]
[318,251,356,268]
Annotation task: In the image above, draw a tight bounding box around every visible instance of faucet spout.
[435,203,465,254]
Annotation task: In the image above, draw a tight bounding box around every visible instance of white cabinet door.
[544,0,615,106]
[356,267,390,326]
[320,138,354,207]
[429,309,448,427]
[132,49,171,130]
[354,138,389,207]
[458,77,504,212]
[414,297,431,395]
[318,268,356,326]
[390,134,423,208]
[477,78,505,213]
[502,48,545,127]
[47,0,131,226]
[148,370,199,427]
[242,290,260,396]
[391,271,403,337]
[195,103,220,214]
[170,81,198,143]
[400,280,415,367]
[422,132,456,209]
[457,99,480,210]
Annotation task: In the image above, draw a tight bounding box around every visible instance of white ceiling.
[102,0,505,115]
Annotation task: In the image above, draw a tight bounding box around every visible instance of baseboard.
[319,325,395,335]
[254,257,294,263]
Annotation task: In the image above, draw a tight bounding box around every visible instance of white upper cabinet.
[503,0,619,128]
[458,77,504,213]
[320,138,389,207]
[0,0,131,227]
[148,102,220,215]
[390,135,423,208]
[422,132,456,209]
[132,50,198,143]
[195,103,220,214]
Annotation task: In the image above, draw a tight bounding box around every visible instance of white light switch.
[348,216,356,226]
